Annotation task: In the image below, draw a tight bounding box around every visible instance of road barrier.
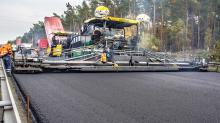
[0,59,22,123]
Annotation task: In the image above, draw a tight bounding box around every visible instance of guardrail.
[0,59,22,123]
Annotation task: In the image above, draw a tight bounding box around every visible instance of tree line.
[13,0,220,60]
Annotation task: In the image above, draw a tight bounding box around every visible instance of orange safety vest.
[0,43,12,56]
[7,43,12,54]
[0,47,2,56]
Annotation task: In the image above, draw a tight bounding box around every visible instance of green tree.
[140,32,160,51]
[204,27,212,51]
[14,0,220,53]
[211,41,220,62]
[20,21,46,46]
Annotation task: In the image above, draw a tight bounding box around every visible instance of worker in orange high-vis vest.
[0,42,12,73]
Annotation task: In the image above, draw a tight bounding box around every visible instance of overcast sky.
[0,0,83,43]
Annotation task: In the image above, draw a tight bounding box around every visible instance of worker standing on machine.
[100,50,107,64]
[0,42,12,73]
[106,48,111,62]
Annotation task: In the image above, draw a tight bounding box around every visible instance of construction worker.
[106,48,111,62]
[0,42,12,73]
[129,55,134,66]
[100,50,107,64]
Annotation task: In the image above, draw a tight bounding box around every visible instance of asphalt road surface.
[14,72,220,123]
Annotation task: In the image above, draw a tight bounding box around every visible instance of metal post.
[26,95,30,123]
[104,21,107,48]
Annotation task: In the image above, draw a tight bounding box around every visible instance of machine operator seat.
[91,30,102,44]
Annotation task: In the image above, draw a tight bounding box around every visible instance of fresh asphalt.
[14,72,220,123]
